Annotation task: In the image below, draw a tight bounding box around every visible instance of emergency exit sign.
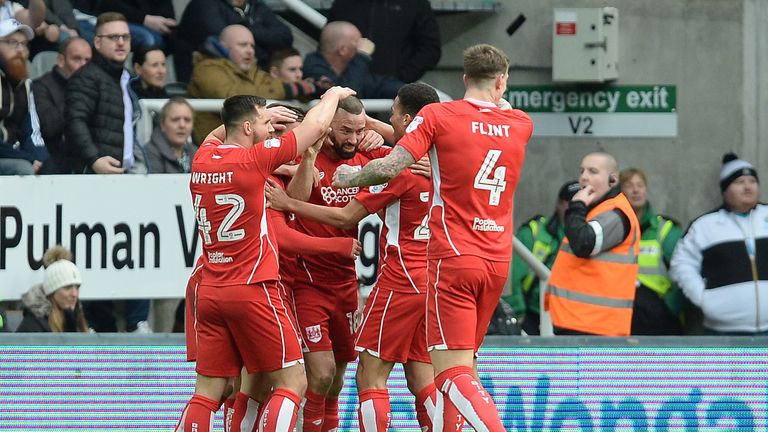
[506,85,677,137]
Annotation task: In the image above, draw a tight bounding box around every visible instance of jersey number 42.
[194,193,246,245]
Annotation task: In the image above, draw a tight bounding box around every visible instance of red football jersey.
[355,170,431,293]
[190,133,298,287]
[398,99,532,262]
[293,147,390,287]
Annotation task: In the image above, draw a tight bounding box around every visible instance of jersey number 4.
[474,149,507,206]
[194,194,246,245]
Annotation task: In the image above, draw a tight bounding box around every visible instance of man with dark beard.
[285,95,390,432]
[0,18,48,175]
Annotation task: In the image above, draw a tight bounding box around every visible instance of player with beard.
[285,95,389,432]
[333,44,533,432]
[266,83,467,432]
[0,18,48,175]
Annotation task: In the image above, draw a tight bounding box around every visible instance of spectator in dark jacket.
[32,36,91,173]
[16,246,89,333]
[130,44,169,100]
[65,12,144,175]
[303,21,402,99]
[0,18,48,175]
[329,0,441,83]
[97,0,176,50]
[175,0,292,83]
[145,97,196,173]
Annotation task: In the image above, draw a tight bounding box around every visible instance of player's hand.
[312,166,321,187]
[409,156,431,178]
[348,239,362,260]
[322,86,356,101]
[358,130,384,152]
[332,164,359,188]
[572,184,597,206]
[91,156,124,174]
[497,98,513,111]
[268,105,298,124]
[268,105,299,134]
[306,127,329,157]
[264,178,291,211]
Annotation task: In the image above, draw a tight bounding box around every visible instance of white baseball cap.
[0,19,34,40]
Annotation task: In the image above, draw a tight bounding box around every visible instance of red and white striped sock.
[415,383,436,431]
[231,392,263,432]
[174,394,220,432]
[358,389,391,432]
[257,388,301,432]
[302,389,325,432]
[433,366,503,432]
[417,382,465,432]
[223,396,236,432]
[322,396,339,432]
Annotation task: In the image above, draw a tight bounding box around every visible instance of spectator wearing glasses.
[0,18,48,175]
[65,12,151,333]
[65,12,145,175]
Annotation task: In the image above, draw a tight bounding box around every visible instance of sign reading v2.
[506,85,677,137]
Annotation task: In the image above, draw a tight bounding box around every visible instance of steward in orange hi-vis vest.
[546,191,640,336]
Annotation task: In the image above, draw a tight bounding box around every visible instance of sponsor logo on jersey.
[369,183,387,194]
[419,191,430,202]
[264,138,281,148]
[207,251,233,264]
[305,325,322,343]
[406,116,424,133]
[320,186,360,204]
[472,217,505,232]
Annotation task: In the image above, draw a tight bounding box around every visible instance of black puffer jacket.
[65,50,140,171]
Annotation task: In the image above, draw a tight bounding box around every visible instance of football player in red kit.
[285,96,390,432]
[332,44,533,432]
[174,87,356,432]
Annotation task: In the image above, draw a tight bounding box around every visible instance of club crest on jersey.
[369,183,387,194]
[264,138,281,148]
[318,171,325,180]
[305,325,322,343]
[406,116,423,133]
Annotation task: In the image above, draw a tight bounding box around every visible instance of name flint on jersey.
[472,217,505,232]
[321,186,360,204]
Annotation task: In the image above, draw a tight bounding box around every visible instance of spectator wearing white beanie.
[16,250,90,333]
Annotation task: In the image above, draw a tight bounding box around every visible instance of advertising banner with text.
[0,175,382,300]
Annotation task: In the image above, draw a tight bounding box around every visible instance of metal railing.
[512,237,555,336]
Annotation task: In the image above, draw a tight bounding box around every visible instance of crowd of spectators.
[2,1,765,338]
[0,0,442,332]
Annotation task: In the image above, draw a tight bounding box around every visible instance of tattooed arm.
[332,145,416,188]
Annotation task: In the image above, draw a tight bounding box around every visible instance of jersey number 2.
[473,149,507,206]
[194,194,245,245]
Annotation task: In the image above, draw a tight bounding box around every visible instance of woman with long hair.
[16,248,89,333]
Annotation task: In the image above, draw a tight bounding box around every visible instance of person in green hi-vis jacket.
[620,168,685,335]
[504,180,580,335]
